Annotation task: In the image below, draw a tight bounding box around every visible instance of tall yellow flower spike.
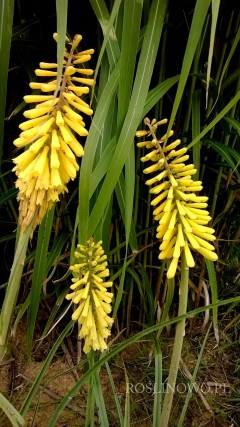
[136,118,218,279]
[66,239,114,353]
[12,33,94,230]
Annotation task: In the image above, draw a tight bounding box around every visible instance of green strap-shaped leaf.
[27,208,55,355]
[206,0,220,106]
[205,259,219,342]
[203,138,240,179]
[0,393,26,427]
[88,0,168,237]
[55,0,68,91]
[167,0,211,134]
[224,116,240,136]
[0,0,14,165]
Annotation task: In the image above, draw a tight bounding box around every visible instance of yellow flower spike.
[66,238,114,353]
[13,33,94,230]
[136,117,218,278]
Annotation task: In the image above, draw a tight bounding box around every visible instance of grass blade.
[78,64,119,244]
[93,370,109,426]
[177,325,211,426]
[206,0,220,106]
[152,339,162,426]
[55,0,68,90]
[192,89,201,180]
[167,0,211,134]
[27,208,55,354]
[88,0,168,236]
[90,0,121,69]
[105,361,124,425]
[0,393,26,427]
[187,90,240,149]
[0,0,14,164]
[205,259,219,342]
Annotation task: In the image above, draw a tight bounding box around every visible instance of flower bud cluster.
[136,118,218,279]
[66,238,114,353]
[12,33,94,230]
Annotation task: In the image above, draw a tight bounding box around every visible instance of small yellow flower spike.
[12,33,95,231]
[66,238,114,353]
[136,118,218,279]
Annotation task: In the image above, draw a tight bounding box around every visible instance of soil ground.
[0,318,239,427]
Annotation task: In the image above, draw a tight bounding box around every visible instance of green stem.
[85,353,96,427]
[159,254,189,427]
[0,223,32,359]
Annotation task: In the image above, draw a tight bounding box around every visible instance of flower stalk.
[0,217,35,358]
[136,118,218,426]
[159,254,189,427]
